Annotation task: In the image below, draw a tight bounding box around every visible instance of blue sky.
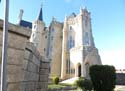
[0,0,125,69]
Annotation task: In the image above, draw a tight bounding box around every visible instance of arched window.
[85,16,88,26]
[68,36,75,50]
[72,40,75,47]
[84,32,89,45]
[69,36,72,48]
[70,26,72,30]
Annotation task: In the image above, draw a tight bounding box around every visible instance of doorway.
[78,64,81,77]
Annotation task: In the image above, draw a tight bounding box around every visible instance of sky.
[0,0,125,69]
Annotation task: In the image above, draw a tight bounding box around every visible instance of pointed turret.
[37,6,43,21]
[30,4,45,55]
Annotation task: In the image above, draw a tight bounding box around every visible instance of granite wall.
[0,19,49,91]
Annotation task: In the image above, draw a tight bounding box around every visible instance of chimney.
[17,9,24,25]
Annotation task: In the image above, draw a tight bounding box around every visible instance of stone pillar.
[82,64,87,77]
[61,18,68,79]
[81,49,85,77]
[75,65,78,77]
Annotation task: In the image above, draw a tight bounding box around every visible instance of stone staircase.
[116,73,125,85]
[60,77,79,84]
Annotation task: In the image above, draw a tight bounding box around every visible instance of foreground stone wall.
[0,19,49,91]
[0,19,31,91]
[24,42,49,91]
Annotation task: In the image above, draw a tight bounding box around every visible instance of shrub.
[89,65,116,91]
[52,76,59,85]
[75,78,93,91]
[82,79,93,91]
[75,78,84,89]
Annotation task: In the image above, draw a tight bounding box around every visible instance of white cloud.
[65,0,73,3]
[100,50,125,69]
[65,0,71,3]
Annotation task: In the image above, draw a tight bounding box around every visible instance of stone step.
[60,77,79,84]
[116,73,125,85]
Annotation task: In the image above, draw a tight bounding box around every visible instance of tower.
[30,6,46,55]
[61,7,102,79]
[47,18,63,77]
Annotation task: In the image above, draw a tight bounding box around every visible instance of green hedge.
[89,65,116,91]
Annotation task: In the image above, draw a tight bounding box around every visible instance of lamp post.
[1,0,9,91]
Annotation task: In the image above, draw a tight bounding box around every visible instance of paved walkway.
[61,77,79,84]
[61,78,125,91]
[115,85,125,91]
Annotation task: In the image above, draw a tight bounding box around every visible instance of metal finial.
[41,0,44,8]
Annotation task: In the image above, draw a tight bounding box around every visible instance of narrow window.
[70,26,72,30]
[45,36,47,39]
[52,28,54,32]
[66,59,70,74]
[34,25,37,29]
[66,60,69,74]
[44,48,46,52]
[51,36,53,40]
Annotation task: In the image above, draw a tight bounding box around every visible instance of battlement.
[50,19,63,28]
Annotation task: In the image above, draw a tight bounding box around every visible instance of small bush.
[89,65,116,91]
[82,79,93,91]
[75,78,93,91]
[52,76,59,85]
[75,78,84,89]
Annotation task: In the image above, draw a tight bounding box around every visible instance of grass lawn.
[48,84,125,91]
[48,84,66,89]
[48,83,75,89]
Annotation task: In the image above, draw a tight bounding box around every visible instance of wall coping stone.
[25,42,50,63]
[0,19,31,38]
